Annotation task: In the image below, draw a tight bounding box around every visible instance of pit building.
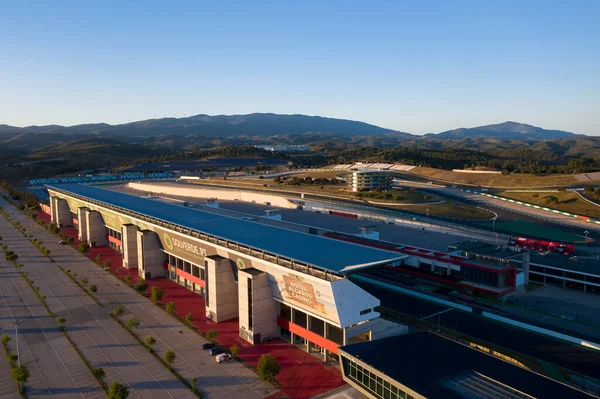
[46,184,408,361]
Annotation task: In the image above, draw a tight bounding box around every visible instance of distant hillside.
[0,113,410,139]
[433,121,578,140]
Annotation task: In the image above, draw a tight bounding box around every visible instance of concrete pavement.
[1,198,277,399]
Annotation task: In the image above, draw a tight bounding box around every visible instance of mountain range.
[0,113,582,142]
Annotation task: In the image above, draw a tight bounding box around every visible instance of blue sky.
[1,1,598,135]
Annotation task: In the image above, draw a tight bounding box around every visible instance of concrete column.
[290,306,295,344]
[306,316,312,353]
[86,210,108,247]
[205,255,238,322]
[136,230,163,279]
[323,323,328,361]
[238,270,277,345]
[522,251,530,284]
[50,197,72,228]
[77,207,90,242]
[121,224,139,269]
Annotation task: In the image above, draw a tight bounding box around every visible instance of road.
[397,180,600,240]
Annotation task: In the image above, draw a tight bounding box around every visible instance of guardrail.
[478,192,600,226]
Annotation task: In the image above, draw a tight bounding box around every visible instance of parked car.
[58,241,67,245]
[216,353,232,363]
[202,343,214,350]
[209,347,224,356]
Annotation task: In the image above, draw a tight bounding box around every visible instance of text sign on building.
[268,265,339,325]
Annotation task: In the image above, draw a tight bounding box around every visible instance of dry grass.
[499,191,600,219]
[408,167,578,188]
[408,198,495,220]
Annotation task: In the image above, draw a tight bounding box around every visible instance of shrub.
[2,334,11,345]
[164,301,175,314]
[103,261,111,268]
[207,329,219,341]
[11,364,30,387]
[112,305,124,316]
[151,287,164,303]
[66,236,74,243]
[230,345,240,357]
[134,280,148,292]
[124,275,132,285]
[95,255,102,264]
[5,251,18,261]
[145,336,156,347]
[108,381,129,399]
[257,354,281,382]
[184,312,193,323]
[165,349,176,367]
[88,284,97,293]
[93,367,105,381]
[124,317,140,330]
[81,278,88,285]
[56,317,66,325]
[78,242,90,253]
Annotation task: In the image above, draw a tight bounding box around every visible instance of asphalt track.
[353,273,600,381]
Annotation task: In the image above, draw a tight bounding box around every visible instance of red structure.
[508,237,575,256]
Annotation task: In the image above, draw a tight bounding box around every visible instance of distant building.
[349,170,393,192]
[339,331,593,399]
[255,145,310,152]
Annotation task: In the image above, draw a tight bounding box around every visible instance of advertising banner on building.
[265,263,340,325]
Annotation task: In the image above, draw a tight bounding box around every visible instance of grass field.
[407,198,494,220]
[408,167,580,188]
[476,219,585,243]
[499,191,600,219]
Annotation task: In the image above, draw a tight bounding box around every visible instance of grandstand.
[28,172,173,186]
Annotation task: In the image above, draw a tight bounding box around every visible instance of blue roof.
[47,184,404,274]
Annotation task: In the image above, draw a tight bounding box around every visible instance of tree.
[88,284,98,293]
[207,329,219,341]
[257,354,281,382]
[93,367,105,382]
[11,364,29,388]
[81,278,88,285]
[79,242,90,253]
[145,336,156,347]
[95,255,102,264]
[124,317,140,330]
[56,317,66,325]
[165,349,176,367]
[273,176,282,183]
[1,334,10,346]
[184,312,193,323]
[164,301,176,315]
[151,287,164,303]
[124,275,132,285]
[108,381,129,399]
[230,345,240,358]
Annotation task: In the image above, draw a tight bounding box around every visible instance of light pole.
[9,319,23,367]
[492,216,497,233]
[584,230,590,248]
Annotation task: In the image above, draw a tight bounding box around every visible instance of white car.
[216,353,232,363]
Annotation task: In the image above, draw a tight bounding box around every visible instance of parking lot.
[2,198,275,399]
